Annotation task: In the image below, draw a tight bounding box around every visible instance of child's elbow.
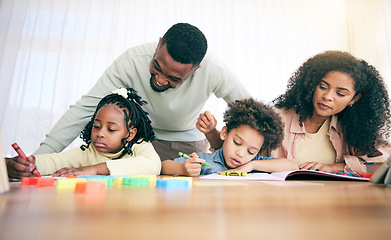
[149,156,162,175]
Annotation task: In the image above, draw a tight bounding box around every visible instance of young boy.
[161,98,299,176]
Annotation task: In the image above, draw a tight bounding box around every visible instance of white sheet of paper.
[199,173,283,181]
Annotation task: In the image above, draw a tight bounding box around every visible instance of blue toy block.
[156,179,190,189]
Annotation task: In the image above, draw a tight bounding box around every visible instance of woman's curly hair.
[80,88,155,159]
[273,50,391,154]
[224,98,284,153]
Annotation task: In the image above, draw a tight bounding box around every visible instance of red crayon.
[11,143,41,177]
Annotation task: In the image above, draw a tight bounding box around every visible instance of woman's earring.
[348,104,353,108]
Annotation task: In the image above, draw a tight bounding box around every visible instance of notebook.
[199,170,369,181]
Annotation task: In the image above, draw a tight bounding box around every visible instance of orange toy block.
[21,177,38,186]
[75,181,107,194]
[36,177,55,187]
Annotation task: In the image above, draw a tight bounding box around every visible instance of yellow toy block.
[113,177,124,184]
[56,178,87,191]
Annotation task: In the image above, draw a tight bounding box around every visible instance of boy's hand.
[196,111,217,134]
[6,155,36,178]
[224,161,253,173]
[183,153,205,177]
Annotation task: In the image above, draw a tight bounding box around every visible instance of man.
[34,23,250,161]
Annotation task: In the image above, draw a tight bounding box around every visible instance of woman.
[197,51,391,173]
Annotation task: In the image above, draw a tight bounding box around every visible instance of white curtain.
[1,0,390,156]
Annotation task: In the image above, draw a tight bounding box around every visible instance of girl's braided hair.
[80,88,155,159]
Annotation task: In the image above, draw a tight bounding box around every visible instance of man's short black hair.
[161,23,207,66]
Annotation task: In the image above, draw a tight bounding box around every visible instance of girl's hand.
[196,111,217,134]
[183,153,205,177]
[6,155,36,178]
[299,161,344,173]
[53,165,97,177]
[52,163,109,177]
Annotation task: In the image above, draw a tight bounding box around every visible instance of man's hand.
[196,111,217,134]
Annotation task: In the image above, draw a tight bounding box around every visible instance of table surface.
[1,177,390,240]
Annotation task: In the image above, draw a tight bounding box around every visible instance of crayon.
[11,143,41,177]
[178,152,211,167]
[219,172,247,177]
[337,172,360,177]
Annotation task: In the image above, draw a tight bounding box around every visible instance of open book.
[199,170,370,181]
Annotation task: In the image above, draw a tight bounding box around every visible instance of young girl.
[198,51,391,173]
[7,87,161,178]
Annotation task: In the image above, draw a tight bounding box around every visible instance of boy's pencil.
[11,143,41,177]
[178,152,211,167]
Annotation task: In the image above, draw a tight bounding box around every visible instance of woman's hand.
[299,161,345,173]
